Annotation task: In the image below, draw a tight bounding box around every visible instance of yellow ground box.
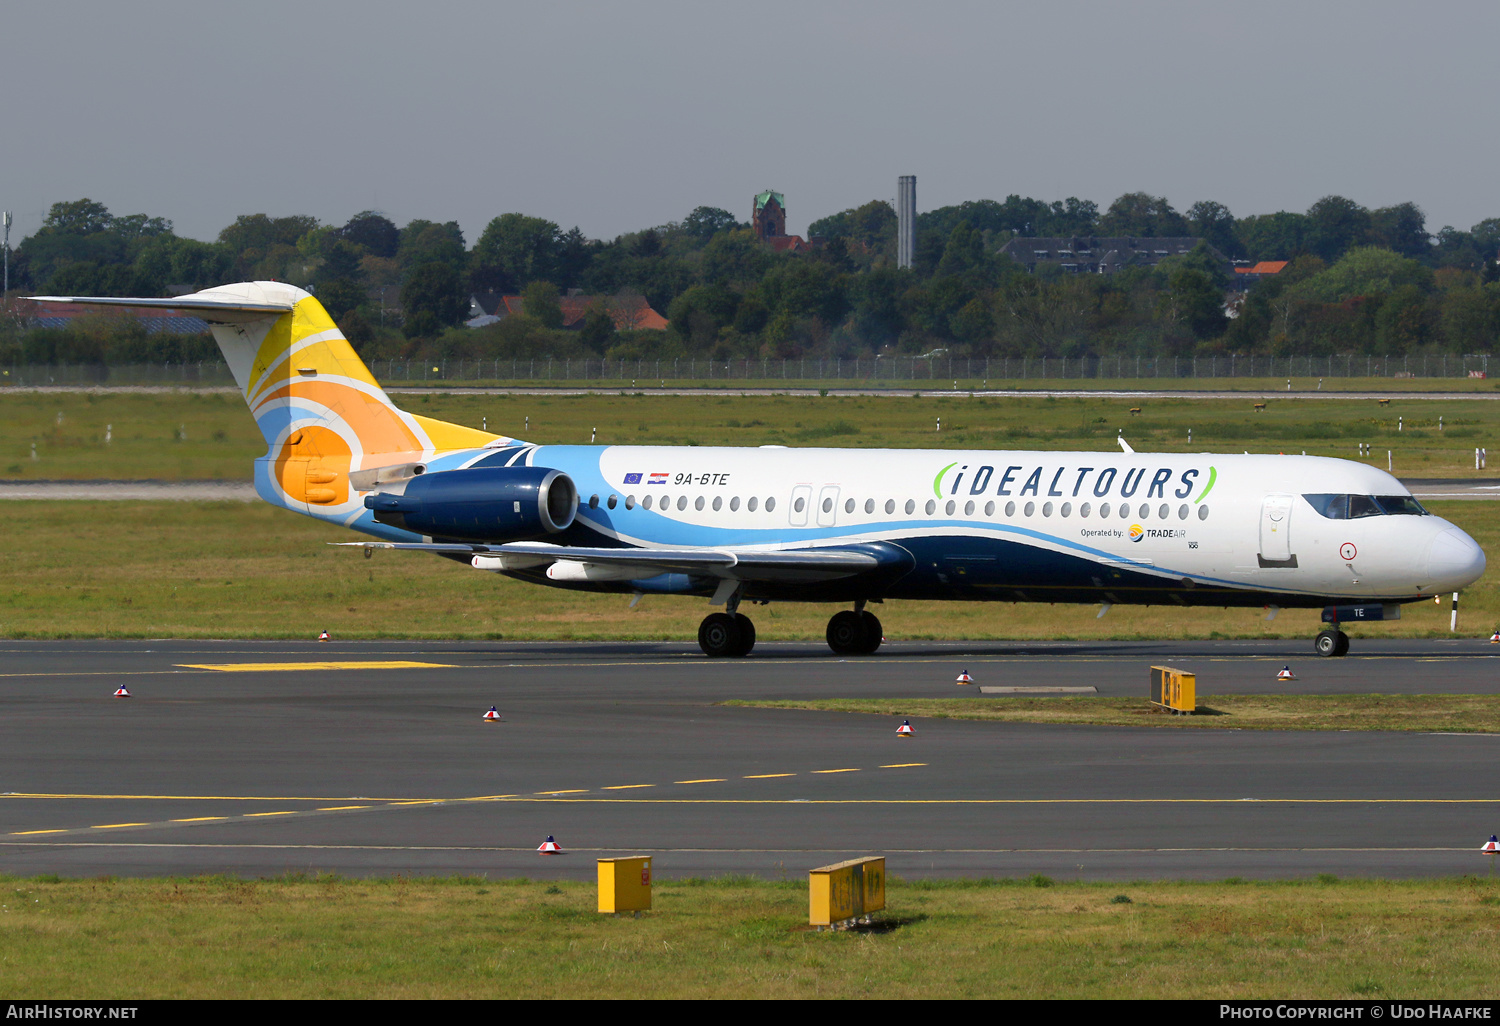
[597,856,652,913]
[1150,665,1196,714]
[809,856,886,927]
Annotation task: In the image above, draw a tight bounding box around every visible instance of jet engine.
[364,466,577,541]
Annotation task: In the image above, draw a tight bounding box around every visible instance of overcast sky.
[4,1,1497,244]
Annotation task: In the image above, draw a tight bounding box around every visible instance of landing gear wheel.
[1314,629,1349,657]
[699,612,743,657]
[730,613,756,656]
[856,611,883,654]
[826,610,867,655]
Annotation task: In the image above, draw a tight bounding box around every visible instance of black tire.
[1333,630,1350,657]
[731,614,756,656]
[1314,629,1341,657]
[826,610,866,655]
[857,611,883,654]
[699,612,743,657]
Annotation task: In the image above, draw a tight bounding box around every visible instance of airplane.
[31,281,1486,658]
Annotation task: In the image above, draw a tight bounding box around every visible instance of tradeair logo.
[932,461,1218,503]
[1129,524,1144,542]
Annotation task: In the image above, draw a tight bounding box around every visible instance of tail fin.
[29,282,504,517]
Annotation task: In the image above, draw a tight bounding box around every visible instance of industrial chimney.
[896,176,916,269]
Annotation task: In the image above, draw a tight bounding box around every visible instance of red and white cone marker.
[955,671,974,685]
[113,685,131,698]
[318,630,330,642]
[896,719,914,738]
[537,835,562,854]
[1276,665,1296,681]
[483,706,500,722]
[1490,630,1500,644]
[1483,835,1500,853]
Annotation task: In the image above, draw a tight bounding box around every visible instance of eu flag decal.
[623,472,642,484]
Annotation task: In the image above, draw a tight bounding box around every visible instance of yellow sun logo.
[1129,524,1144,542]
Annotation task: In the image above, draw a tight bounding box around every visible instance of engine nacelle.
[364,466,577,541]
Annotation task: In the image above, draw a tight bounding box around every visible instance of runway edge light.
[1483,835,1499,853]
[318,630,330,642]
[113,685,130,698]
[955,670,973,685]
[483,706,500,722]
[896,719,914,738]
[1277,665,1297,681]
[538,835,562,854]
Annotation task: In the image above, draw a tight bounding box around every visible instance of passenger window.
[964,500,975,516]
[945,500,956,515]
[1099,502,1110,517]
[1024,501,1035,517]
[1005,501,1015,517]
[607,494,618,509]
[925,499,936,515]
[795,497,806,513]
[625,495,635,510]
[822,497,833,513]
[712,496,722,511]
[1139,503,1150,519]
[748,496,758,512]
[865,498,875,514]
[885,499,895,514]
[765,497,776,512]
[1061,502,1072,517]
[589,494,599,509]
[1197,504,1209,520]
[1120,504,1131,520]
[1158,503,1169,519]
[1178,504,1189,520]
[729,496,739,511]
[677,496,688,511]
[984,501,994,517]
[905,499,916,515]
[642,495,654,510]
[1080,502,1091,518]
[1348,495,1382,519]
[845,498,856,514]
[1042,502,1053,517]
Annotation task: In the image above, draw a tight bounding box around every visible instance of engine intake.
[365,466,576,541]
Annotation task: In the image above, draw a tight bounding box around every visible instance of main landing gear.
[826,602,882,656]
[698,611,756,658]
[1314,629,1350,657]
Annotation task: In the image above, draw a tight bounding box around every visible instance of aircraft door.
[1258,493,1297,567]
[790,485,812,527]
[817,485,841,527]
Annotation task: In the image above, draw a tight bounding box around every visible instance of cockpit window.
[1374,494,1427,516]
[1304,493,1427,519]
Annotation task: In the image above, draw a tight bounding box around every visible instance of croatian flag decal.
[623,472,642,484]
[648,472,669,485]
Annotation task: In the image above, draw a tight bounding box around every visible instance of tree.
[809,200,897,247]
[1304,196,1372,262]
[397,220,466,271]
[578,303,617,351]
[217,213,319,254]
[935,221,984,277]
[339,211,400,258]
[1287,247,1431,304]
[521,280,563,328]
[470,213,561,291]
[1237,211,1309,261]
[40,199,114,235]
[1187,201,1240,258]
[682,206,740,239]
[111,214,173,240]
[1369,202,1429,258]
[1098,193,1188,237]
[400,261,467,332]
[315,278,368,320]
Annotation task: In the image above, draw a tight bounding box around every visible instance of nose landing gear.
[1314,629,1349,657]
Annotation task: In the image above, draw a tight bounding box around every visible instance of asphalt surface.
[2,638,1498,882]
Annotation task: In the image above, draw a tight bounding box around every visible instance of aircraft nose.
[1425,526,1486,590]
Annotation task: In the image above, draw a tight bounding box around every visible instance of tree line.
[4,191,1500,367]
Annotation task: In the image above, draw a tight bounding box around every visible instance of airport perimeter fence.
[1,352,1494,388]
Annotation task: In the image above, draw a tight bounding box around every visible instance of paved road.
[1,639,1497,882]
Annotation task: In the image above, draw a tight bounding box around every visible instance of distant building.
[752,190,821,253]
[1233,260,1289,283]
[468,291,668,331]
[997,236,1228,275]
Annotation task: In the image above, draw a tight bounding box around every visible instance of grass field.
[4,389,1500,480]
[3,874,1499,998]
[724,694,1500,733]
[0,499,1494,640]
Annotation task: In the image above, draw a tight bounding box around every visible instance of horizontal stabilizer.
[27,292,294,321]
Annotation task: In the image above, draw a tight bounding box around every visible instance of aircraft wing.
[337,540,905,582]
